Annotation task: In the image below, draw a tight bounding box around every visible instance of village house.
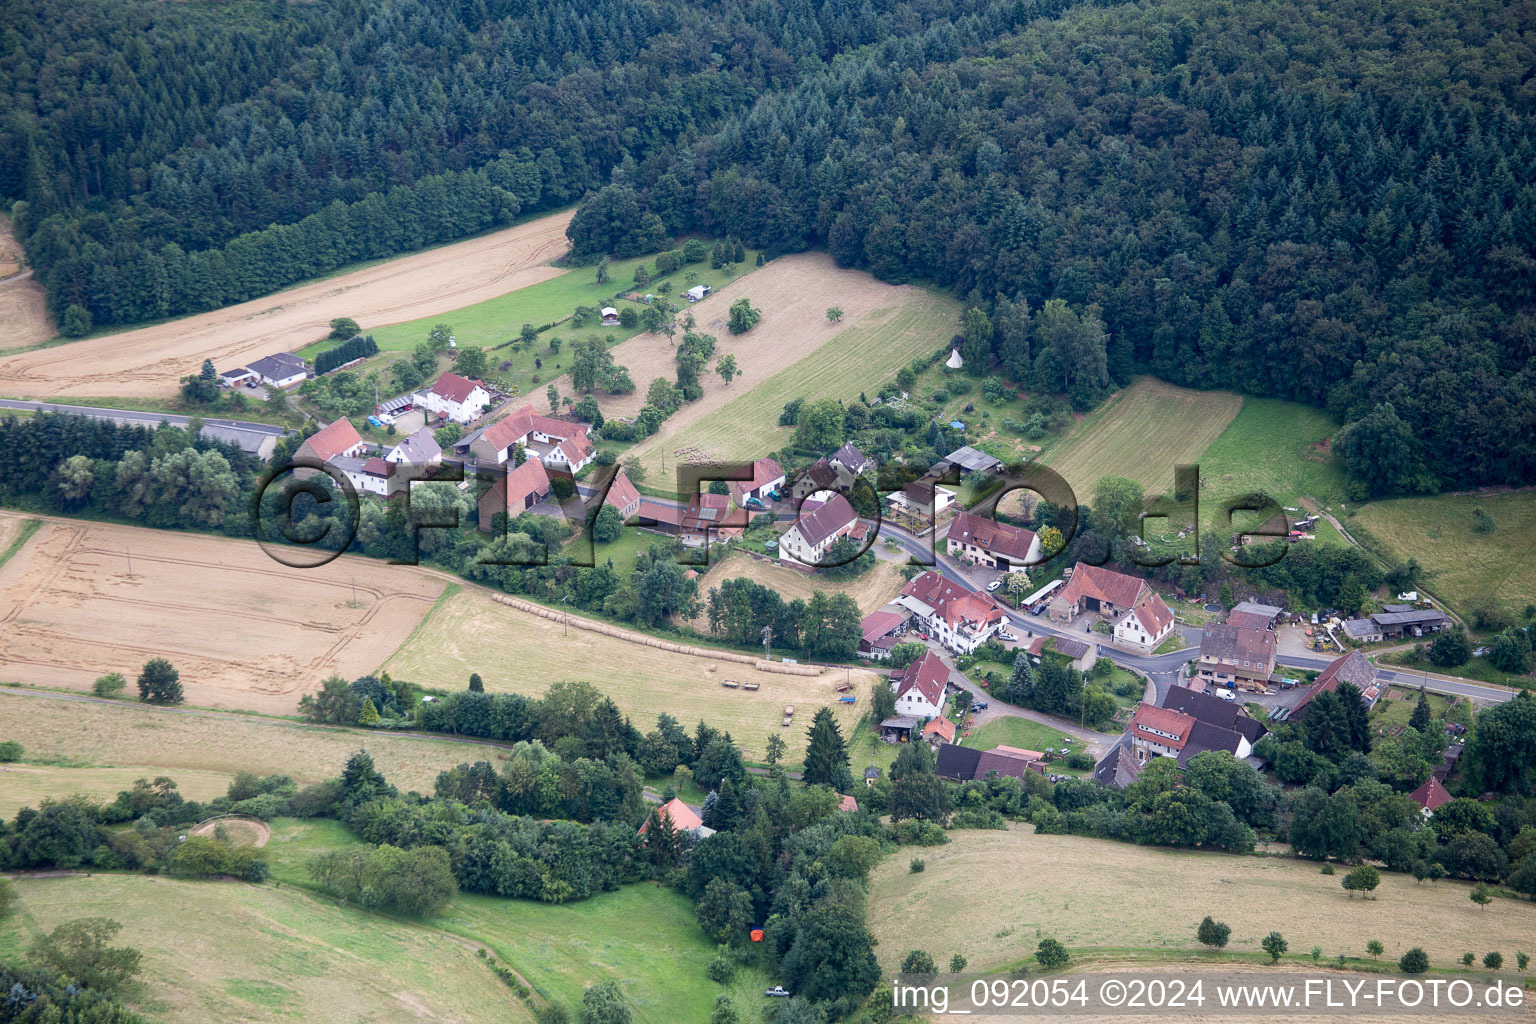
[459,405,595,474]
[246,352,308,389]
[1127,702,1253,766]
[891,651,948,719]
[416,372,491,425]
[730,457,785,506]
[385,426,443,469]
[885,479,956,518]
[945,510,1041,570]
[1112,592,1176,654]
[857,608,909,660]
[778,494,859,567]
[1092,741,1144,788]
[829,442,873,477]
[1408,776,1453,818]
[894,570,1006,654]
[1048,562,1175,653]
[477,458,552,529]
[638,797,715,839]
[295,417,369,467]
[603,471,642,520]
[1289,650,1381,718]
[1162,685,1268,747]
[1049,562,1152,622]
[1194,622,1278,692]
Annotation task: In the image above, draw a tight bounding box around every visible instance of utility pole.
[562,595,571,637]
[125,546,133,579]
[761,624,774,662]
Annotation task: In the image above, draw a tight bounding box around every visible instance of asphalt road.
[0,398,286,437]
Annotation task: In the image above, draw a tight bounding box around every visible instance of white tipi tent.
[946,348,964,369]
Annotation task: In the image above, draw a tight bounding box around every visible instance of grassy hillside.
[1038,378,1241,496]
[624,293,959,488]
[0,818,772,1024]
[1196,397,1350,514]
[0,873,524,1024]
[867,827,1536,973]
[1350,489,1536,618]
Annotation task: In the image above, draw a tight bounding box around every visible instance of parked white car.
[1217,689,1236,701]
[986,579,1003,592]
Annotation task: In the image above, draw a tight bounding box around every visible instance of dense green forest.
[5,0,1534,494]
[0,0,1026,330]
[578,0,1536,494]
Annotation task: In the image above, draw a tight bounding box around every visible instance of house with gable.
[416,372,491,425]
[459,404,596,474]
[730,457,785,505]
[894,570,1005,654]
[477,458,553,529]
[1113,592,1175,654]
[891,651,949,719]
[778,494,859,567]
[1194,622,1277,692]
[1288,650,1381,718]
[603,470,642,520]
[296,418,369,467]
[829,442,872,477]
[1127,702,1254,766]
[945,510,1041,571]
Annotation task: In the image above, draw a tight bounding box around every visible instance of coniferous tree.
[802,707,852,791]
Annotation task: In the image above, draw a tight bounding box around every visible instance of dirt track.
[0,209,573,398]
[0,216,52,352]
[0,513,443,713]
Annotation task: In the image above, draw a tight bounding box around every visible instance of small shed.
[687,284,711,302]
[600,306,620,326]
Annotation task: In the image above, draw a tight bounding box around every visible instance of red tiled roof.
[1226,610,1272,630]
[1408,776,1452,812]
[731,457,785,499]
[481,459,551,515]
[361,457,392,477]
[1294,651,1377,716]
[838,793,859,812]
[302,418,364,462]
[948,510,1038,563]
[430,372,486,404]
[557,432,594,464]
[973,749,1045,780]
[478,404,586,453]
[994,744,1046,761]
[1129,703,1195,750]
[1131,593,1175,636]
[605,472,641,513]
[638,797,704,834]
[860,610,907,644]
[923,717,957,742]
[1057,562,1148,610]
[637,499,684,526]
[896,651,948,708]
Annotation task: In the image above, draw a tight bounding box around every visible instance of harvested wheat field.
[0,216,52,352]
[869,826,1536,973]
[0,514,443,712]
[382,587,871,760]
[0,690,498,792]
[696,551,908,615]
[0,208,572,399]
[1038,377,1241,494]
